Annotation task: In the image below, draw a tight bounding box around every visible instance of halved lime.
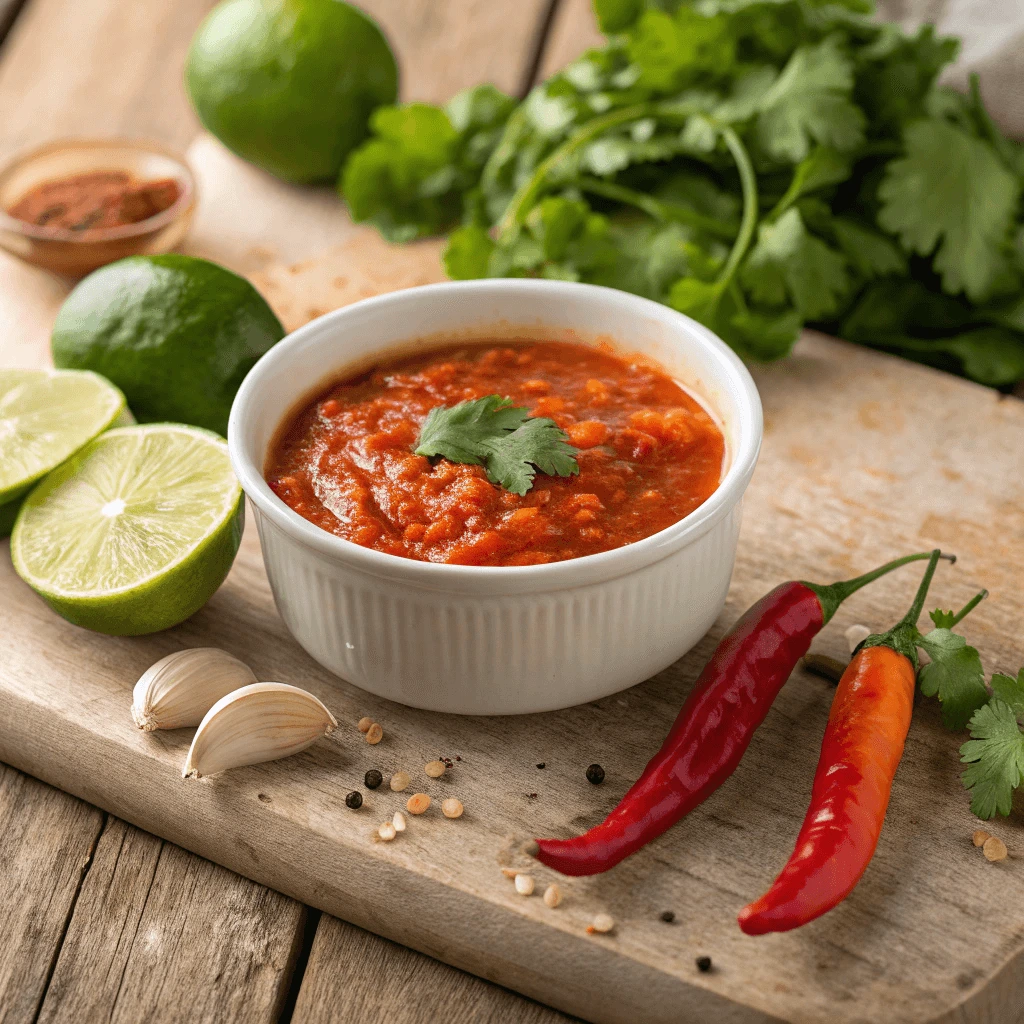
[0,368,128,534]
[11,424,244,635]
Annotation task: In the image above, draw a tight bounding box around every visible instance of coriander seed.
[425,759,447,778]
[357,716,373,733]
[441,797,464,818]
[588,913,614,934]
[390,770,411,792]
[543,884,562,908]
[392,811,407,832]
[983,836,1008,862]
[514,873,535,896]
[365,722,383,744]
[378,821,396,841]
[407,793,431,815]
[972,829,991,848]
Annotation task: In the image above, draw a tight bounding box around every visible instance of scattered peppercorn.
[586,763,605,785]
[527,792,538,800]
[660,910,675,923]
[696,956,713,973]
[536,763,546,769]
[365,769,383,789]
[345,791,363,809]
[455,755,461,762]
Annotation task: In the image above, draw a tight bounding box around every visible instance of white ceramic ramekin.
[228,280,762,714]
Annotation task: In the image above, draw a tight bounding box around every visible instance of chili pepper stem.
[857,549,952,667]
[803,550,955,625]
[944,589,989,627]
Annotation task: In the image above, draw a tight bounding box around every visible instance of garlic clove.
[132,648,257,731]
[183,682,337,779]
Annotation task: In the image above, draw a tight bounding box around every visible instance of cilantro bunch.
[341,0,1024,386]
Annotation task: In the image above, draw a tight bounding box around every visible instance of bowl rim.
[228,279,763,592]
[0,137,196,244]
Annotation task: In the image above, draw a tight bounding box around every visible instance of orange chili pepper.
[738,550,983,935]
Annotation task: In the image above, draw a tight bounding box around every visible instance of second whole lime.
[51,254,285,437]
[186,0,398,183]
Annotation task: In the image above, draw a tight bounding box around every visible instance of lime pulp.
[12,424,244,635]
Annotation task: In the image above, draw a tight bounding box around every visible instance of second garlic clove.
[132,648,257,731]
[183,682,337,779]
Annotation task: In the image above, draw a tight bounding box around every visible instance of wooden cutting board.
[1,136,1023,1024]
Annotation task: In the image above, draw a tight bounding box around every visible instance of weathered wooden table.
[0,1,592,1020]
[2,2,1023,1023]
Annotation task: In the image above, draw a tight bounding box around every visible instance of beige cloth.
[878,0,1024,137]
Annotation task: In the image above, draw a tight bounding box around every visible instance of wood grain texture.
[293,915,580,1024]
[538,0,602,79]
[0,0,218,156]
[0,764,103,1024]
[34,817,305,1024]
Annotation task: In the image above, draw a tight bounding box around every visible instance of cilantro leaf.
[877,119,1021,301]
[991,669,1024,719]
[481,417,581,495]
[413,396,579,496]
[960,699,1024,819]
[831,219,907,279]
[594,0,642,34]
[755,37,866,164]
[918,629,989,730]
[342,87,515,242]
[929,608,957,629]
[742,208,851,320]
[627,9,734,93]
[444,225,496,280]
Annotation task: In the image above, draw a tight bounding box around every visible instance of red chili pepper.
[530,551,950,877]
[738,550,982,935]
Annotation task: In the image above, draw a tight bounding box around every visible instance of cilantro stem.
[944,589,989,627]
[576,176,739,240]
[496,101,703,240]
[711,126,758,291]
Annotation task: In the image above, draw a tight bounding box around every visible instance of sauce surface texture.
[266,341,724,566]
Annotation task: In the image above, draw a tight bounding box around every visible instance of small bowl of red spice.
[0,139,195,277]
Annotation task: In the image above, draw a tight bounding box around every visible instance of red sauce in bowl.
[266,340,725,566]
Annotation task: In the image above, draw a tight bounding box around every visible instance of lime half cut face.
[0,368,127,504]
[12,424,244,635]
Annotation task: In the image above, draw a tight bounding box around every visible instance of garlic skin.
[183,682,337,779]
[132,649,257,731]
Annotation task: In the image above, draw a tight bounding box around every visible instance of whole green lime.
[185,0,398,183]
[51,254,284,437]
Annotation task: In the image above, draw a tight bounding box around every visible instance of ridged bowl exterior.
[229,280,762,715]
[252,499,742,714]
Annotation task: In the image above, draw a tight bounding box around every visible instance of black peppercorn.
[660,910,675,923]
[696,956,712,973]
[364,769,383,790]
[586,763,605,785]
[345,790,363,810]
[536,762,546,769]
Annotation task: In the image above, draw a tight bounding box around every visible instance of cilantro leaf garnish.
[877,119,1020,302]
[917,628,989,730]
[960,699,1024,819]
[414,395,579,496]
